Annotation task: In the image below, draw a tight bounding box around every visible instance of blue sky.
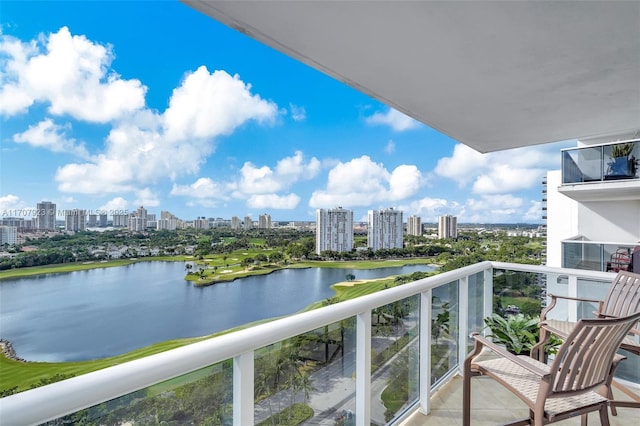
[0,1,572,224]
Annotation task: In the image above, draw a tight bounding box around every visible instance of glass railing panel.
[466,271,485,353]
[603,140,640,180]
[562,146,603,183]
[254,317,356,426]
[431,281,459,386]
[563,242,638,273]
[492,270,545,318]
[41,361,233,425]
[371,294,420,425]
[562,139,640,184]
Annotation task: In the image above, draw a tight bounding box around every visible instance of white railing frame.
[0,262,616,425]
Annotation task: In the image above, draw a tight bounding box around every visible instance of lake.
[0,261,434,361]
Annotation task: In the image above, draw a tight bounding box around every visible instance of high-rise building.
[65,209,86,232]
[407,215,422,236]
[99,214,108,227]
[0,226,18,246]
[231,216,241,230]
[438,215,457,239]
[316,207,354,254]
[36,201,56,230]
[258,214,271,229]
[87,214,97,227]
[244,215,252,230]
[367,208,403,250]
[128,206,148,231]
[113,214,130,228]
[193,217,209,229]
[157,218,177,230]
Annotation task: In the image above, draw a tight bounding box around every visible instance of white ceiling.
[183,1,640,153]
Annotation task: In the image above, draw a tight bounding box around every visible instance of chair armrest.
[540,294,604,321]
[468,333,549,377]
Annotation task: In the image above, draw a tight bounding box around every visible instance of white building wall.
[546,170,579,267]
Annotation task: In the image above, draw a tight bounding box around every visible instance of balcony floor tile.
[401,376,639,426]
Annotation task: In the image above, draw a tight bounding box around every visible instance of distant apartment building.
[258,214,271,229]
[65,209,86,232]
[438,214,457,239]
[87,214,97,227]
[407,215,422,237]
[2,217,32,231]
[99,213,108,227]
[244,215,252,230]
[36,201,56,230]
[0,225,18,245]
[367,208,403,250]
[157,218,177,231]
[316,207,354,254]
[113,214,130,228]
[128,206,148,231]
[193,217,209,230]
[231,216,241,231]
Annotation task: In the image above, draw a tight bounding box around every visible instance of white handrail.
[0,261,615,425]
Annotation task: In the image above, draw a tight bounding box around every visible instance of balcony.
[559,139,640,201]
[563,237,640,273]
[1,262,638,425]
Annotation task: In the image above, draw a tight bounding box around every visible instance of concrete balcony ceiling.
[183,1,640,153]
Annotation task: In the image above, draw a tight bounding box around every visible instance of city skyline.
[0,1,573,224]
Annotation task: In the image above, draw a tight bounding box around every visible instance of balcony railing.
[562,238,640,273]
[0,262,634,426]
[562,139,640,184]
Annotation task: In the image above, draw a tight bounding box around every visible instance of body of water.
[0,262,433,361]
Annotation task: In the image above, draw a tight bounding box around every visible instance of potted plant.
[483,313,560,355]
[607,142,638,178]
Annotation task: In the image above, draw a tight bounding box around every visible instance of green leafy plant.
[610,142,634,158]
[484,313,560,355]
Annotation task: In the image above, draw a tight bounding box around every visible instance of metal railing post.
[356,310,371,426]
[419,289,432,414]
[233,351,254,426]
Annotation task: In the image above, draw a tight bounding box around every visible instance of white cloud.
[434,144,487,185]
[53,65,278,194]
[163,66,277,141]
[435,141,572,194]
[309,156,423,207]
[98,197,129,214]
[170,178,230,200]
[384,140,395,154]
[0,27,146,121]
[247,194,300,209]
[365,108,421,132]
[524,200,542,222]
[134,188,160,207]
[397,197,455,222]
[289,103,306,121]
[472,165,545,194]
[13,118,90,158]
[0,194,26,211]
[173,151,319,210]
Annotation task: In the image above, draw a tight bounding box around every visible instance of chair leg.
[463,368,472,426]
[598,403,611,426]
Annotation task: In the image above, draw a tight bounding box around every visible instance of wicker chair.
[463,311,640,426]
[530,270,640,413]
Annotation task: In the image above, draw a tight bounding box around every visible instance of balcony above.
[559,139,640,201]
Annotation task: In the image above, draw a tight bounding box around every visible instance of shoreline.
[0,339,28,363]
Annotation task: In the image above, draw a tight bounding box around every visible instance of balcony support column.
[419,289,432,414]
[568,275,578,322]
[458,276,469,375]
[233,351,254,426]
[355,310,371,426]
[483,267,493,334]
